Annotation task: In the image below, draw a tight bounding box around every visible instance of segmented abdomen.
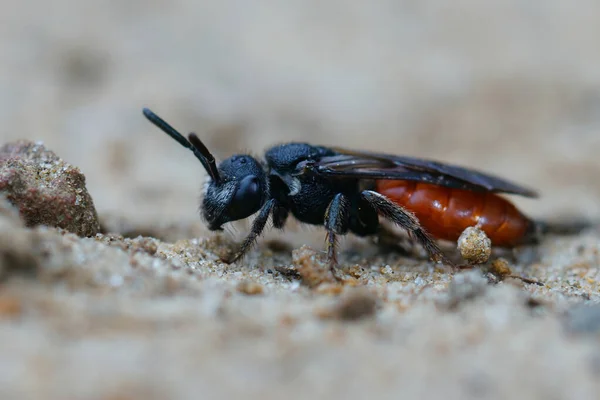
[375,180,532,247]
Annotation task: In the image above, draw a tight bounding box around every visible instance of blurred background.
[2,0,600,231]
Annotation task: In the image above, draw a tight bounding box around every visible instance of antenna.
[142,108,221,183]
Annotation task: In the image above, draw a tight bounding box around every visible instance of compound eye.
[234,175,260,203]
[228,175,263,220]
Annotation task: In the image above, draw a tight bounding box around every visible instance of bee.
[143,108,539,274]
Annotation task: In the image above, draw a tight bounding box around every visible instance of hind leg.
[324,193,350,279]
[361,190,453,266]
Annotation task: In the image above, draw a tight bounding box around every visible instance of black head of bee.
[142,108,268,230]
[201,153,267,230]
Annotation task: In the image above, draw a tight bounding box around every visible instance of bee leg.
[361,190,453,267]
[324,193,350,280]
[222,199,276,264]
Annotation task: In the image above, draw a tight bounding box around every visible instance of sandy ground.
[2,1,600,399]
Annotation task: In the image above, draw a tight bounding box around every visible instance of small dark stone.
[331,288,378,321]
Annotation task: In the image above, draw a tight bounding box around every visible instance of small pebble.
[292,245,337,288]
[458,226,492,264]
[489,258,512,277]
[236,280,264,295]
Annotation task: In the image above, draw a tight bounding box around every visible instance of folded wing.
[313,148,538,198]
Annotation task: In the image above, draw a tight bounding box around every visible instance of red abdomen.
[375,180,532,247]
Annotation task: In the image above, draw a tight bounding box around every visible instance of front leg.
[222,199,276,263]
[361,190,453,266]
[324,193,350,278]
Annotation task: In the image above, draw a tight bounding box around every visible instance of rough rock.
[0,140,100,237]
